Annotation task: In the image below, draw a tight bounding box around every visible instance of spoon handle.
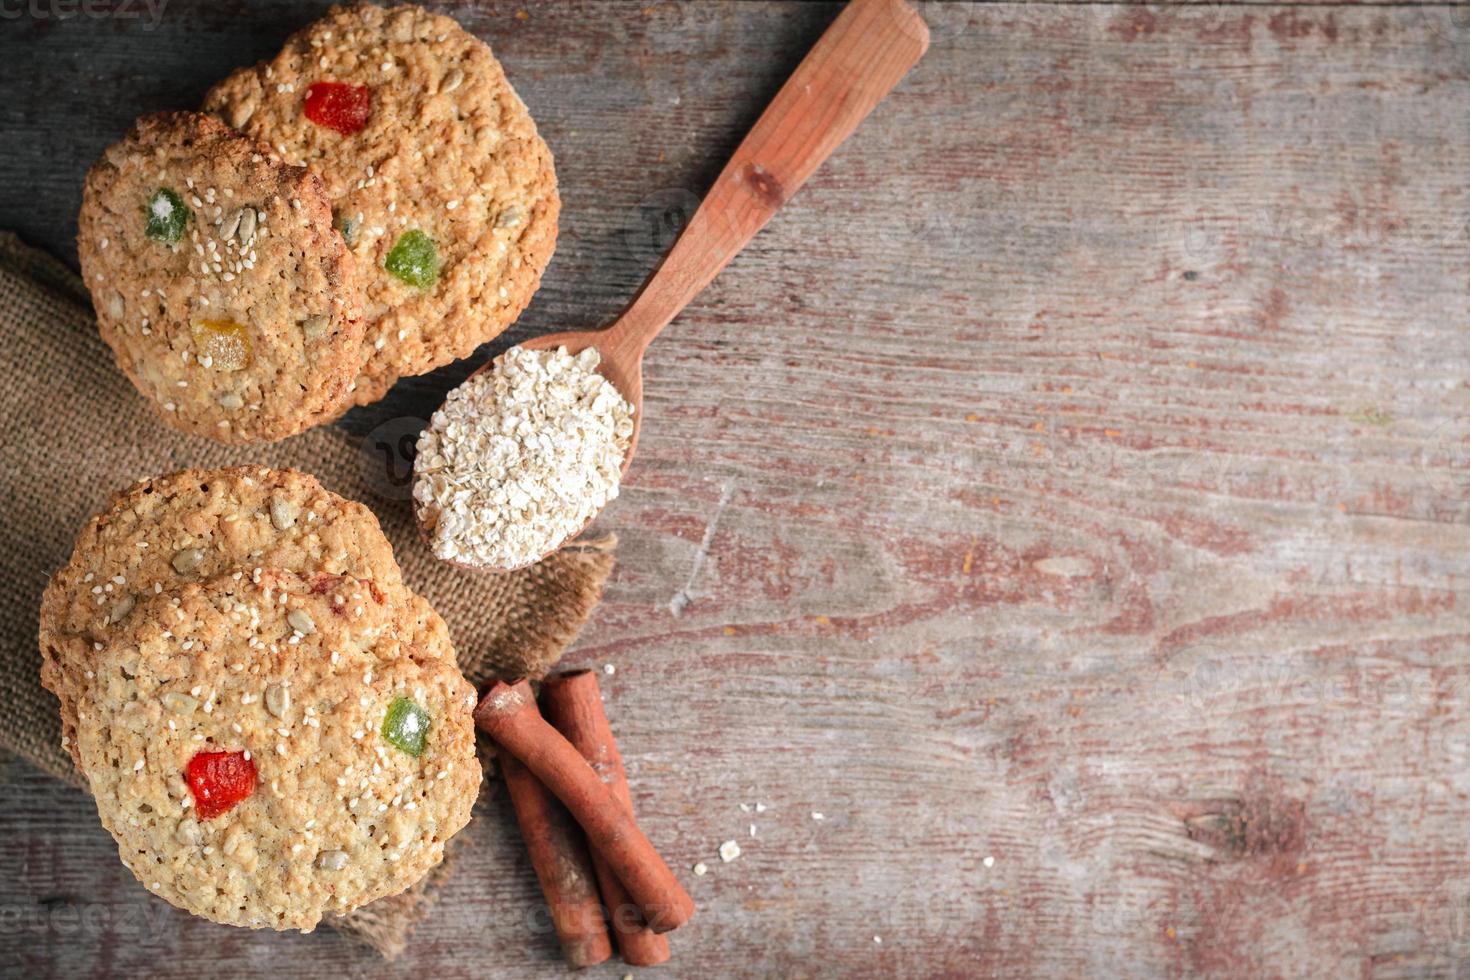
[609,0,929,354]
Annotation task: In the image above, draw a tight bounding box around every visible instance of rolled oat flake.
[413,345,634,569]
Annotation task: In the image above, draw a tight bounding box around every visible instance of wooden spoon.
[426,0,930,569]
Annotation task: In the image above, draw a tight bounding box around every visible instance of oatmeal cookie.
[203,3,559,405]
[73,571,479,931]
[78,111,363,443]
[39,467,453,766]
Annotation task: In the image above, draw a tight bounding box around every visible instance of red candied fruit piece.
[303,82,373,135]
[186,750,257,819]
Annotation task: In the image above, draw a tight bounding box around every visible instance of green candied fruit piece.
[382,697,431,756]
[144,188,190,246]
[384,229,439,288]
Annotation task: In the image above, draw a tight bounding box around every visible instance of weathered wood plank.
[2,2,1470,977]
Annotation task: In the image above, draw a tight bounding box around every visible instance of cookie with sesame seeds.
[78,111,364,443]
[203,3,559,406]
[38,466,454,768]
[72,570,479,931]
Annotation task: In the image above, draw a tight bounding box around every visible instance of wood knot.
[739,163,786,209]
[1181,793,1305,861]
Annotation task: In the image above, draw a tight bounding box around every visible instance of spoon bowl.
[419,0,929,571]
[419,324,642,574]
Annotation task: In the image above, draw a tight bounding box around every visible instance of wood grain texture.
[3,2,1470,977]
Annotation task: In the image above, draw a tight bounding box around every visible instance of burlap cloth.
[0,231,616,957]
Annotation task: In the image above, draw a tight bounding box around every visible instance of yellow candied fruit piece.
[192,320,252,372]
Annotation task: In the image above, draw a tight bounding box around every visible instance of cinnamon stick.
[475,680,695,933]
[542,670,673,966]
[499,748,614,969]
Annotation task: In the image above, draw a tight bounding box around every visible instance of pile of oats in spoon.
[412,345,634,570]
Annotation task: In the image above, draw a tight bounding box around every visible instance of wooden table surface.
[4,1,1470,977]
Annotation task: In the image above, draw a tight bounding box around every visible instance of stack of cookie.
[37,467,481,931]
[78,3,559,443]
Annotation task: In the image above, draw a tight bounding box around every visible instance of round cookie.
[38,467,454,766]
[78,111,364,442]
[73,570,480,931]
[203,3,559,406]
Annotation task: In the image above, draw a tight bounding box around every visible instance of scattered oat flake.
[692,862,708,876]
[719,840,741,862]
[983,855,995,868]
[811,811,825,821]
